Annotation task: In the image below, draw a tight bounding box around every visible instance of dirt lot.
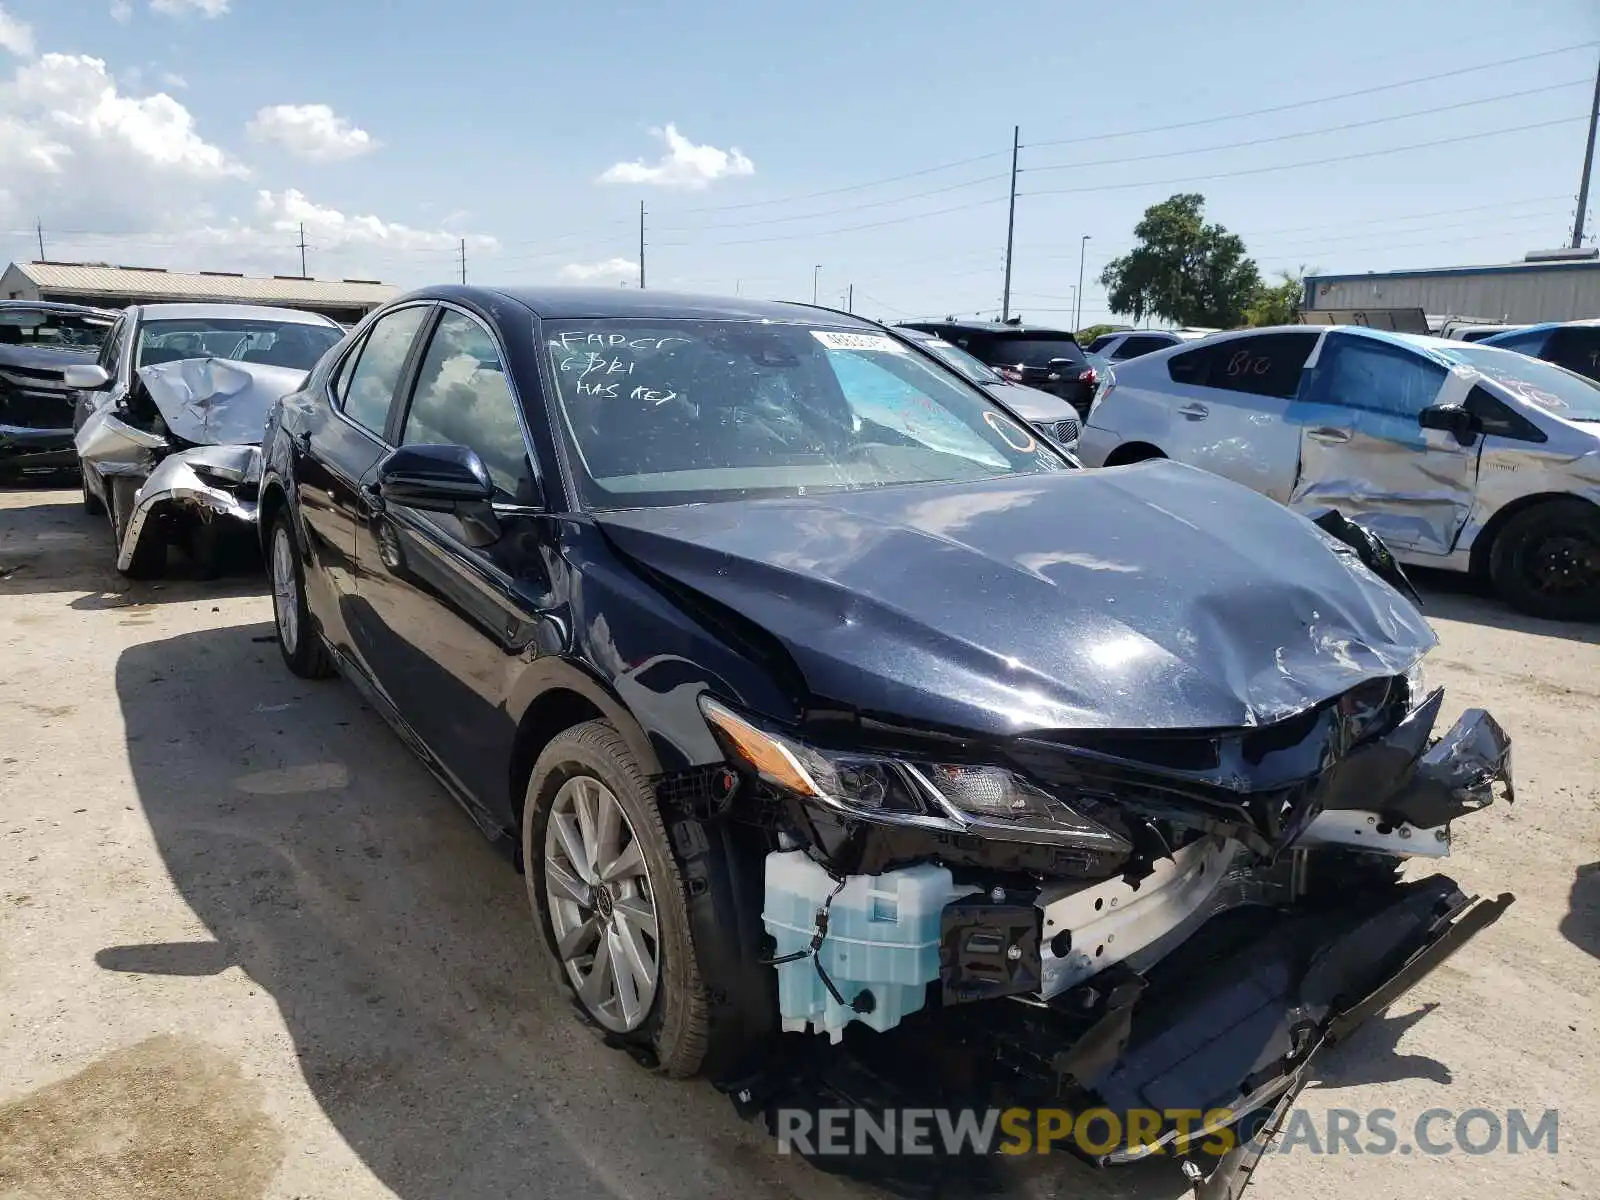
[1,483,1595,1200]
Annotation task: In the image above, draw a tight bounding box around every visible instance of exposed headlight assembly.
[699,696,1128,852]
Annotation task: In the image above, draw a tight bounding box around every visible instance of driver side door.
[1288,333,1482,557]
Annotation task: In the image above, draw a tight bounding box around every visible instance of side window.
[332,332,363,404]
[1203,332,1319,399]
[1464,384,1547,444]
[1485,329,1546,356]
[1316,335,1447,418]
[1543,327,1600,381]
[339,306,429,437]
[98,317,126,374]
[1087,334,1118,354]
[400,310,535,502]
[1114,335,1168,360]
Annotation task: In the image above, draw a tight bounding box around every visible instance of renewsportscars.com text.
[775,1106,1559,1158]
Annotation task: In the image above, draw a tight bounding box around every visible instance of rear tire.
[269,513,335,678]
[1489,499,1600,622]
[110,476,165,579]
[522,720,711,1078]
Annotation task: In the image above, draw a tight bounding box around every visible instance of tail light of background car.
[1077,367,1098,388]
[998,364,1024,383]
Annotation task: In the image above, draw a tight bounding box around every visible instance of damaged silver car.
[69,303,344,577]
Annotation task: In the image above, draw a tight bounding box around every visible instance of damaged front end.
[684,675,1513,1190]
[76,356,303,576]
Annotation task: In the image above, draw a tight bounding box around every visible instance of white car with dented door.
[1078,325,1600,619]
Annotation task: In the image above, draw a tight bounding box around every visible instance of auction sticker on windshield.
[812,330,906,353]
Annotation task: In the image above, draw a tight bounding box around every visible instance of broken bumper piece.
[117,445,260,572]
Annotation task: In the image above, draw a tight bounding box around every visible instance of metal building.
[1304,251,1600,325]
[0,261,399,325]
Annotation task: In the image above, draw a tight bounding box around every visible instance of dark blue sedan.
[257,285,1511,1187]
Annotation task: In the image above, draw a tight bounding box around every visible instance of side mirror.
[63,364,111,390]
[1418,404,1484,445]
[375,443,494,513]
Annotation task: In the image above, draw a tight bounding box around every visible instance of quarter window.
[339,305,429,437]
[400,310,535,502]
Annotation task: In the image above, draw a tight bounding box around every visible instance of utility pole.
[1572,47,1600,248]
[35,218,44,260]
[812,264,822,304]
[297,223,308,277]
[1001,125,1020,323]
[639,201,646,289]
[847,283,854,313]
[1075,234,1091,330]
[458,238,467,285]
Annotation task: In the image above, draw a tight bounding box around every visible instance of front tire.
[269,513,335,678]
[110,476,165,579]
[522,721,710,1078]
[1489,499,1600,622]
[81,464,104,516]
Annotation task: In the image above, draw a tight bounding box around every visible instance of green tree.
[1075,322,1126,345]
[1244,268,1307,327]
[1099,194,1261,328]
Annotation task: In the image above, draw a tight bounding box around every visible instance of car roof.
[0,298,119,318]
[1482,319,1600,341]
[399,285,885,327]
[134,302,341,326]
[900,319,1077,336]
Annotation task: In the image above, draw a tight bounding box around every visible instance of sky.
[0,0,1597,328]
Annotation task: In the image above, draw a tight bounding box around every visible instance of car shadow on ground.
[110,624,1210,1199]
[0,487,264,606]
[1560,863,1599,962]
[1410,568,1600,644]
[106,625,1485,1200]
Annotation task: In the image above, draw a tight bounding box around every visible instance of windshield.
[0,307,113,350]
[987,335,1086,367]
[921,338,1003,385]
[137,317,342,372]
[543,319,1067,509]
[1443,345,1600,422]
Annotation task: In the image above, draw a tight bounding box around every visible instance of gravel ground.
[1,483,1595,1200]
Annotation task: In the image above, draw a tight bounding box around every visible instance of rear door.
[1287,332,1480,556]
[353,303,554,824]
[1157,331,1318,502]
[298,302,433,666]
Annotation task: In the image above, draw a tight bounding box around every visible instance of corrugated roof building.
[1305,253,1600,325]
[0,261,399,324]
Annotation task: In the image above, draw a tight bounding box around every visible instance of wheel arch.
[257,476,289,557]
[1104,441,1168,466]
[1468,491,1600,579]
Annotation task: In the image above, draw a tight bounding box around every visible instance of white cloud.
[558,257,639,282]
[247,103,377,162]
[110,0,133,23]
[597,124,753,190]
[238,189,498,256]
[160,71,187,89]
[150,0,229,16]
[0,6,34,57]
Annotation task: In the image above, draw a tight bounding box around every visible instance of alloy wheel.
[543,774,660,1033]
[271,524,300,654]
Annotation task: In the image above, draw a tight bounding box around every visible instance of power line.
[653,194,1006,248]
[666,149,1012,216]
[651,170,1008,233]
[1022,114,1590,199]
[1026,42,1598,150]
[1023,80,1589,176]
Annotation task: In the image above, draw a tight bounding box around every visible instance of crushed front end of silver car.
[76,357,305,577]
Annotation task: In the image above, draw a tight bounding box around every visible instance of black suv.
[0,300,117,477]
[899,319,1099,417]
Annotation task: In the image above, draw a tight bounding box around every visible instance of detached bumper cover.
[117,445,259,572]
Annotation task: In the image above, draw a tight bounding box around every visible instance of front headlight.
[698,696,1127,849]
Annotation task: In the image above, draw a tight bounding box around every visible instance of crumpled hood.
[137,357,308,446]
[595,462,1437,735]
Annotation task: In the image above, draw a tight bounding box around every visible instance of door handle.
[1307,426,1352,445]
[1177,403,1209,419]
